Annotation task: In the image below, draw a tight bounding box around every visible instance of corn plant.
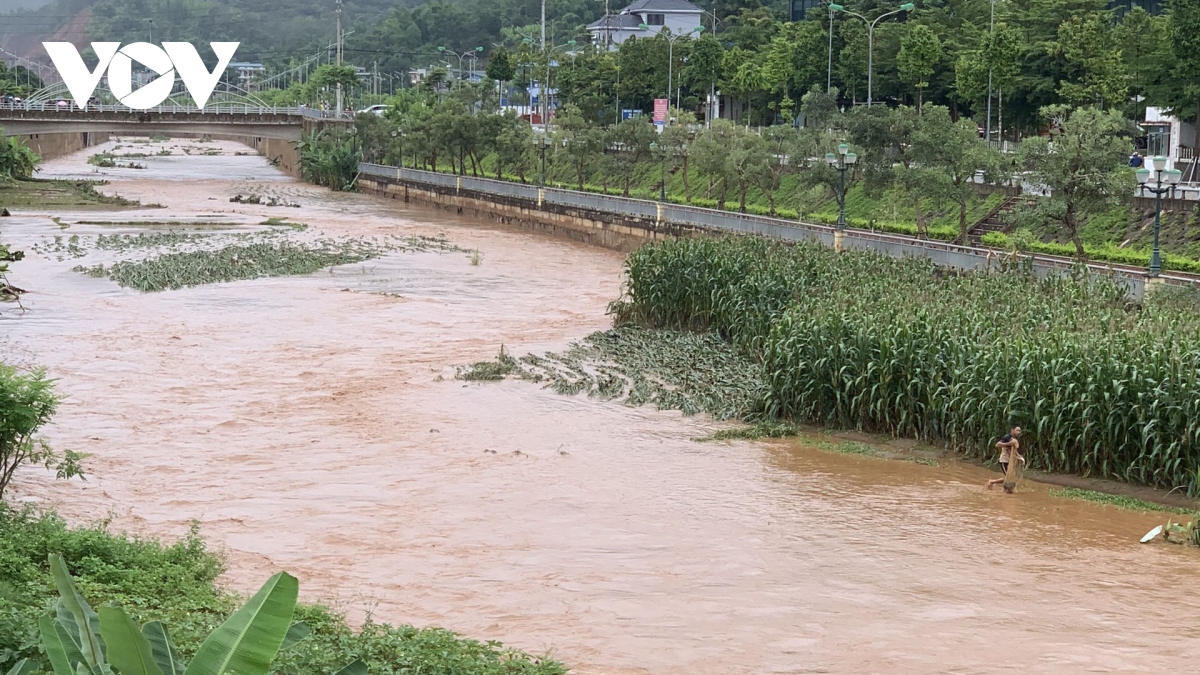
[5,555,365,675]
[617,236,1200,495]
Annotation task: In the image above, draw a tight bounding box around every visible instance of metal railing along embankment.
[358,162,1200,300]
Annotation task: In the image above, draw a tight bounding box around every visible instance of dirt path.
[3,139,1199,675]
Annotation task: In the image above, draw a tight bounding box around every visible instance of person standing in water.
[986,426,1023,490]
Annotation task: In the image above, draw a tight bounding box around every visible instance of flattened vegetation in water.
[1049,487,1195,514]
[73,235,458,292]
[457,327,767,420]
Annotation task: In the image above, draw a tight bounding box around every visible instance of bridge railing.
[0,101,352,119]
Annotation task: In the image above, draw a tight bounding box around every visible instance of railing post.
[537,188,544,207]
[833,230,845,252]
[656,201,664,225]
[456,176,462,193]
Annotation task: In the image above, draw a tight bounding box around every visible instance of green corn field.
[615,236,1200,494]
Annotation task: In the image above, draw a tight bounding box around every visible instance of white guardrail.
[0,101,351,119]
[358,161,1200,300]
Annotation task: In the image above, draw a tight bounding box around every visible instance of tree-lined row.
[348,83,1133,255]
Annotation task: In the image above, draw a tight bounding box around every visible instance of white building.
[586,0,705,48]
[1144,106,1198,181]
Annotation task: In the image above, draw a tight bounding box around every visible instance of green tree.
[691,120,738,209]
[556,105,604,190]
[800,85,840,130]
[486,46,516,84]
[754,125,799,216]
[1165,0,1200,173]
[1051,14,1128,108]
[898,24,943,113]
[608,118,656,196]
[660,111,697,202]
[1017,106,1133,258]
[1112,8,1170,121]
[910,105,1002,244]
[682,34,725,124]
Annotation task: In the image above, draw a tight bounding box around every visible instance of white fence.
[358,162,1200,300]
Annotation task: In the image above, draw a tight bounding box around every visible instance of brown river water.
[4,139,1200,674]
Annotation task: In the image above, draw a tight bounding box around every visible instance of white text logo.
[43,42,239,110]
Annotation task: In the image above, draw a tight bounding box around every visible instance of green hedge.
[982,232,1200,274]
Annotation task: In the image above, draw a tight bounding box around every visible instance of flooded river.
[4,139,1200,674]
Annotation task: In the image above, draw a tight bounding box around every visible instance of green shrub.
[0,365,82,501]
[0,506,565,675]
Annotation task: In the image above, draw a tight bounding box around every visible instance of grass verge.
[0,504,564,675]
[0,179,146,210]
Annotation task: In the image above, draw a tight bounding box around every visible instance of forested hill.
[0,0,634,71]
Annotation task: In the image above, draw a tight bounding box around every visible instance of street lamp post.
[638,25,704,115]
[825,143,858,232]
[391,129,405,169]
[534,135,552,186]
[650,141,667,202]
[438,46,483,81]
[1135,156,1183,277]
[830,3,915,107]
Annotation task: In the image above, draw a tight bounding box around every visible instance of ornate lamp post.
[391,129,405,169]
[1135,156,1183,277]
[650,141,667,202]
[533,134,552,186]
[825,143,857,232]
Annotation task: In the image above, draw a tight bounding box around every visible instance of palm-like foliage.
[0,134,40,181]
[297,130,361,191]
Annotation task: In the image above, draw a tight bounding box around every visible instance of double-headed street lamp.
[825,143,857,232]
[438,46,483,81]
[637,25,704,114]
[533,134,552,186]
[830,2,914,107]
[1135,156,1183,277]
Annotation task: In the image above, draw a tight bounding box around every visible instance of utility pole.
[335,0,344,116]
[541,0,547,129]
[985,0,994,146]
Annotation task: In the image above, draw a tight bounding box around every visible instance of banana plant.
[32,555,365,675]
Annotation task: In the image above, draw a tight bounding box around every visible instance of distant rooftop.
[587,13,645,29]
[622,0,703,12]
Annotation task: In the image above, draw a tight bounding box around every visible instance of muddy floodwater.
[4,139,1200,674]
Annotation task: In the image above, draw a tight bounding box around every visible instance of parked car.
[357,104,389,116]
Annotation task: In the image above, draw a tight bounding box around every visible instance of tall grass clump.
[615,236,1200,494]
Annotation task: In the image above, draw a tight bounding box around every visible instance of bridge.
[0,102,351,142]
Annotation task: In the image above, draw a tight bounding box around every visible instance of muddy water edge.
[3,138,1200,675]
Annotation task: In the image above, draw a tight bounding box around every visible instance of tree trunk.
[768,190,776,217]
[739,178,748,213]
[914,194,925,239]
[719,177,728,210]
[682,156,691,204]
[955,198,968,244]
[1066,205,1086,259]
[623,171,631,197]
[577,165,584,191]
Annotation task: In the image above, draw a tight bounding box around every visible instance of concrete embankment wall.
[230,136,301,178]
[356,164,1168,301]
[19,131,111,161]
[358,176,706,252]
